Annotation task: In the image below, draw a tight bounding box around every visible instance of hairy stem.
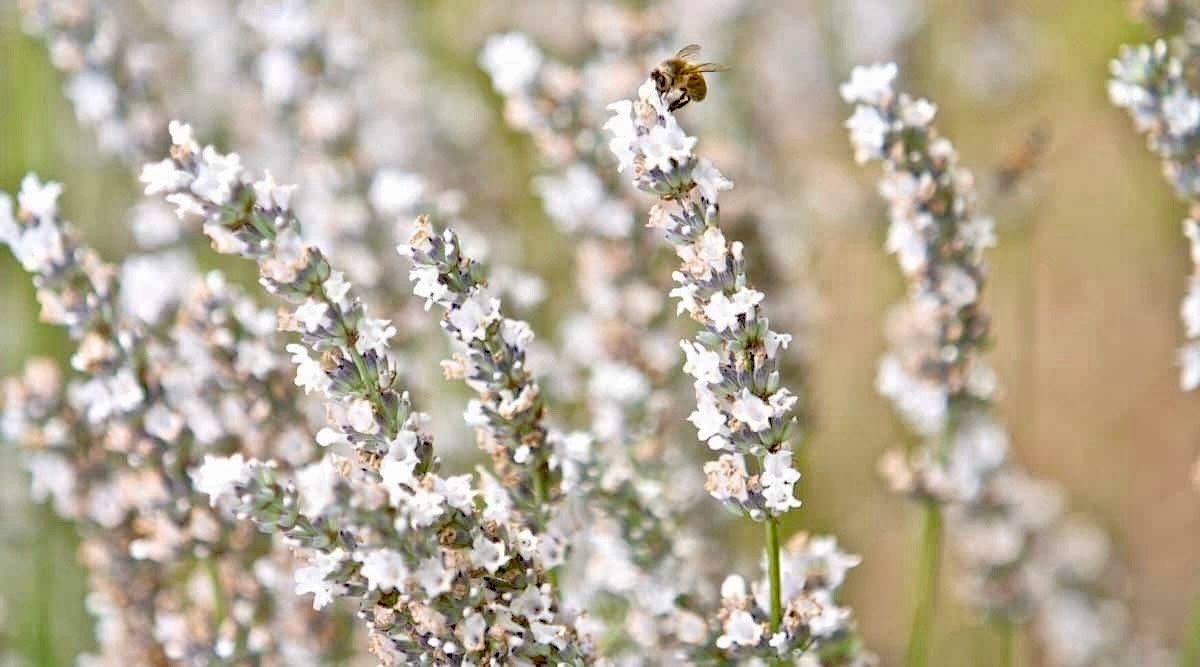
[904,500,942,667]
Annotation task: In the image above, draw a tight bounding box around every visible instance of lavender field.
[0,1,1196,665]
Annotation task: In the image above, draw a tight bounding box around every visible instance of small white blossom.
[288,344,331,395]
[346,399,378,435]
[296,456,338,518]
[415,555,453,597]
[760,450,802,513]
[846,105,890,164]
[190,454,251,507]
[637,117,697,173]
[456,612,488,652]
[703,288,763,332]
[18,174,63,218]
[680,340,722,386]
[1180,343,1200,391]
[447,292,498,340]
[323,271,352,308]
[294,549,345,610]
[688,387,728,444]
[691,158,733,203]
[1163,87,1200,136]
[694,226,728,273]
[406,488,446,528]
[356,314,396,355]
[140,159,194,196]
[478,33,542,94]
[190,146,243,205]
[293,299,329,333]
[252,170,297,211]
[839,62,897,104]
[511,585,552,622]
[168,120,198,152]
[716,610,763,649]
[731,389,772,433]
[900,98,937,127]
[360,549,408,592]
[436,474,476,512]
[603,100,638,172]
[409,265,450,309]
[470,534,509,574]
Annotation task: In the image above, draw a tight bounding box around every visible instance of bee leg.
[668,93,691,112]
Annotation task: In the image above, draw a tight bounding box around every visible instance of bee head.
[651,69,668,94]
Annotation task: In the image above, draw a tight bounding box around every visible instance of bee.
[651,44,728,112]
[995,120,1051,193]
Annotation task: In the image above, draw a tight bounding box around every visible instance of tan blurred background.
[0,1,1194,665]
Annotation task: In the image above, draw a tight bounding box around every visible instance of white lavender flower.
[1110,38,1200,392]
[143,123,592,665]
[606,76,866,663]
[853,61,1157,664]
[401,217,564,522]
[605,81,800,522]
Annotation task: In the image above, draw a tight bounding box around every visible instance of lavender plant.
[1109,7,1200,661]
[140,122,592,664]
[1109,34,1200,392]
[480,23,737,660]
[0,173,344,664]
[2,3,1186,665]
[848,62,1164,667]
[604,79,868,663]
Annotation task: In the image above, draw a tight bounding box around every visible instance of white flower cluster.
[842,63,998,450]
[713,535,864,659]
[604,77,869,663]
[851,62,1161,664]
[0,175,345,663]
[482,26,730,662]
[606,79,801,520]
[140,123,592,664]
[479,26,680,448]
[1110,38,1200,392]
[19,0,172,159]
[401,217,561,511]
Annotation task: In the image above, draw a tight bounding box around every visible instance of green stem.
[531,464,560,592]
[996,620,1015,667]
[904,500,942,667]
[205,558,227,628]
[1180,588,1200,667]
[765,517,783,632]
[531,465,547,504]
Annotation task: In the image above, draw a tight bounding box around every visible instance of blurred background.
[0,0,1192,664]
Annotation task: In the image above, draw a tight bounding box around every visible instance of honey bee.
[651,44,728,112]
[995,120,1051,193]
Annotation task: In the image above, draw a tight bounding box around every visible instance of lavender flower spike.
[400,216,559,517]
[1109,38,1200,391]
[605,80,801,523]
[142,122,592,665]
[605,79,868,664]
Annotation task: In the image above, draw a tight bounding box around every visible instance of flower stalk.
[765,517,783,632]
[605,76,866,663]
[904,501,942,667]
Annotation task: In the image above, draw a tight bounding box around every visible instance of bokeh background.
[0,0,1193,664]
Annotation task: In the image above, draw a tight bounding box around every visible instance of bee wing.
[690,62,730,73]
[676,44,702,59]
